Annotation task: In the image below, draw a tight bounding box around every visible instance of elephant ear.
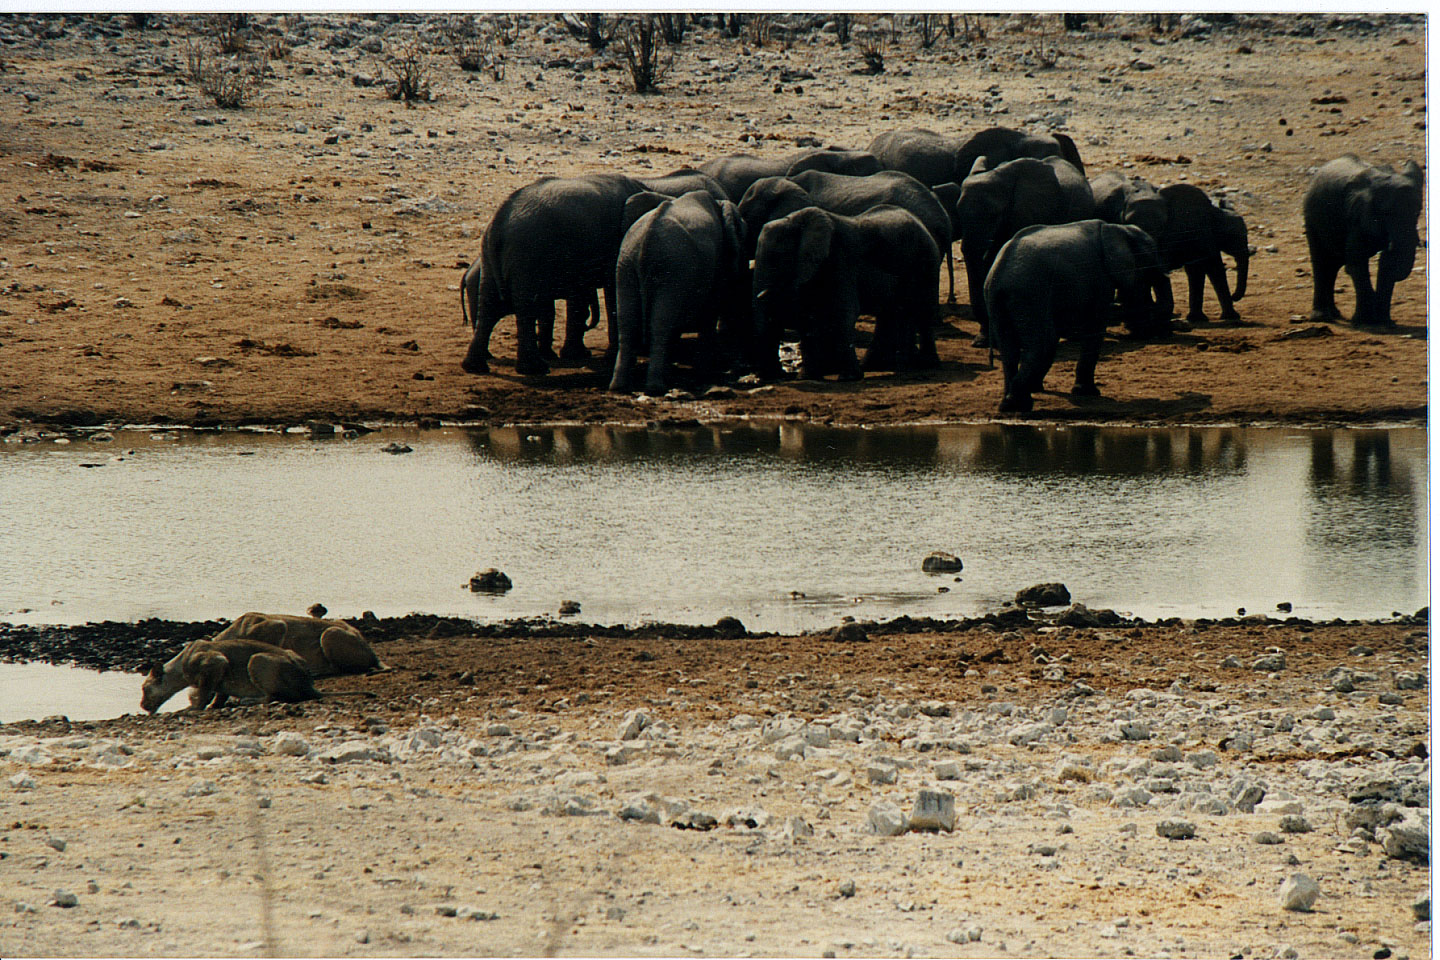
[1098,223,1141,291]
[1218,207,1249,257]
[1052,133,1085,176]
[739,178,808,245]
[967,155,991,180]
[719,200,746,275]
[794,209,836,288]
[1399,160,1424,188]
[622,191,670,237]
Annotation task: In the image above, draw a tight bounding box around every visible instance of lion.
[210,611,382,676]
[141,637,320,713]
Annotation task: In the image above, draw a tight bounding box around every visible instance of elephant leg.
[608,269,641,392]
[1373,274,1397,326]
[1307,236,1344,322]
[1151,273,1176,328]
[945,248,956,304]
[1345,256,1381,325]
[513,300,551,377]
[1205,256,1240,321]
[603,285,619,357]
[1071,334,1103,397]
[998,348,1027,412]
[963,251,991,346]
[461,316,497,375]
[560,296,592,361]
[536,309,558,362]
[915,304,940,369]
[862,315,901,371]
[1183,262,1209,323]
[643,291,688,395]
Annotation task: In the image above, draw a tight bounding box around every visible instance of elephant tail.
[461,258,482,329]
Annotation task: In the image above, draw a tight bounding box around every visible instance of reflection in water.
[0,423,1426,631]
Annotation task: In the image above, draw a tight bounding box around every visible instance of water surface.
[0,423,1426,634]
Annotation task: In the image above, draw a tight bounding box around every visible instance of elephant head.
[1214,201,1250,301]
[736,177,813,259]
[1371,160,1424,285]
[752,208,836,364]
[958,157,1065,265]
[621,190,673,237]
[1100,223,1163,318]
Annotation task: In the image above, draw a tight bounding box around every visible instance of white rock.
[605,744,646,766]
[1111,786,1153,808]
[866,802,908,837]
[1377,808,1429,862]
[1187,750,1220,769]
[184,779,217,797]
[723,807,772,829]
[1007,722,1051,745]
[9,772,36,791]
[273,733,310,756]
[617,794,661,824]
[1256,799,1305,816]
[196,745,225,760]
[867,762,898,785]
[316,741,388,764]
[784,816,813,838]
[1156,819,1197,839]
[1115,720,1152,741]
[761,716,804,744]
[909,790,956,832]
[774,734,808,761]
[804,723,831,748]
[728,714,759,731]
[1279,874,1318,911]
[11,745,52,765]
[617,710,650,741]
[50,889,78,908]
[933,760,962,780]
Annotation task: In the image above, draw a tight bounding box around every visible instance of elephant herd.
[458,124,1423,412]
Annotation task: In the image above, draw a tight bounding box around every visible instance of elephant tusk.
[755,288,771,302]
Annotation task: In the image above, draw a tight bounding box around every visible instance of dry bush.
[856,27,885,74]
[210,13,249,54]
[381,37,432,103]
[916,13,940,49]
[617,15,673,93]
[746,14,772,47]
[833,13,852,45]
[185,37,267,109]
[559,13,613,51]
[266,36,291,61]
[446,16,504,79]
[657,13,687,45]
[489,14,520,46]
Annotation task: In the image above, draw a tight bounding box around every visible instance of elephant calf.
[1090,174,1250,331]
[985,220,1163,413]
[1303,154,1423,326]
[608,191,748,395]
[752,205,940,381]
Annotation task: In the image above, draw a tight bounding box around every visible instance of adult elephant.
[460,172,646,376]
[867,126,1086,189]
[736,169,954,300]
[957,155,1096,345]
[751,205,940,380]
[985,220,1164,413]
[1091,173,1249,330]
[1303,154,1423,326]
[461,170,730,375]
[700,146,879,202]
[608,191,748,395]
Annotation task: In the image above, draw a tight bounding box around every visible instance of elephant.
[460,170,731,376]
[867,125,1086,189]
[736,169,954,300]
[1303,154,1423,326]
[608,190,748,394]
[1090,174,1250,330]
[984,220,1165,413]
[750,205,941,380]
[700,146,880,202]
[461,172,647,376]
[957,155,1096,345]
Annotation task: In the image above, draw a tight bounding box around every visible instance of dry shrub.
[446,16,504,80]
[746,14,772,47]
[185,37,267,109]
[856,28,885,74]
[381,37,432,103]
[210,13,249,54]
[617,15,672,93]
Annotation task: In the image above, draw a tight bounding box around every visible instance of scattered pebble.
[1279,874,1319,912]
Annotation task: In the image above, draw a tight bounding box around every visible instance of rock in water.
[1279,874,1318,912]
[469,568,512,593]
[921,551,963,573]
[1016,582,1070,606]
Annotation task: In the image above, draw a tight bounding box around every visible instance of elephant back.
[866,128,959,188]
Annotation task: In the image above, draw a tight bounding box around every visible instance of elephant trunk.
[1230,250,1248,302]
[1378,232,1418,284]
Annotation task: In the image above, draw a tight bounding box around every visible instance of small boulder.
[908,790,956,833]
[1279,874,1318,912]
[921,551,963,574]
[866,801,909,837]
[1016,582,1070,606]
[469,569,512,593]
[1156,819,1196,840]
[829,622,868,643]
[714,616,746,638]
[1252,652,1287,672]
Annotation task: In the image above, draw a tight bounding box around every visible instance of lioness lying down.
[212,611,381,676]
[141,637,320,712]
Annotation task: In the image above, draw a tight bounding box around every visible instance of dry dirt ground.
[0,14,1431,960]
[0,619,1432,959]
[0,12,1428,429]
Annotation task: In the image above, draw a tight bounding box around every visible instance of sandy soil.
[0,13,1427,430]
[0,617,1431,958]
